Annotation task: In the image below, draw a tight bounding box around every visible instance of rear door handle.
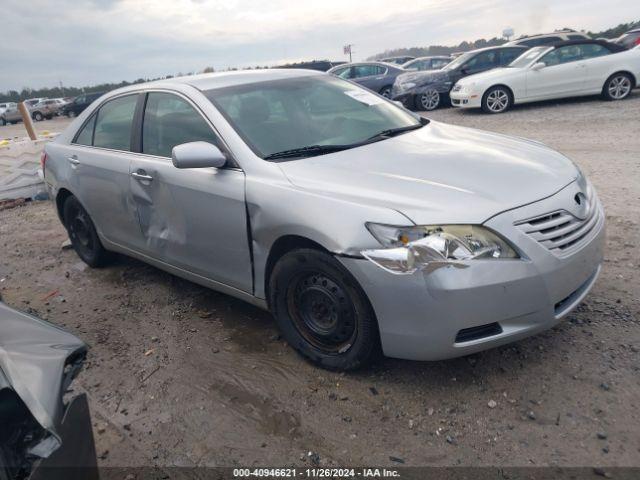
[131,171,153,182]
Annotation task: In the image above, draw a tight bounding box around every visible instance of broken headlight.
[362,223,519,275]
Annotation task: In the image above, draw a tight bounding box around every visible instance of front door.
[129,91,252,293]
[525,45,588,99]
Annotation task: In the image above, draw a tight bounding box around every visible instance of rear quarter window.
[92,95,138,151]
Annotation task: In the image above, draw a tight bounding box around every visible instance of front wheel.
[33,112,44,121]
[269,249,380,371]
[482,86,512,114]
[602,73,633,101]
[63,196,110,267]
[416,89,441,111]
[67,110,76,118]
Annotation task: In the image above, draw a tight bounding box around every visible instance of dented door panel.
[129,155,252,293]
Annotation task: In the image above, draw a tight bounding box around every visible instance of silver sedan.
[43,69,604,370]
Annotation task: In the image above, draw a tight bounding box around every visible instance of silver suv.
[43,70,604,370]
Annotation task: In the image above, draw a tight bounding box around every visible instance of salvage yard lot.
[0,93,638,470]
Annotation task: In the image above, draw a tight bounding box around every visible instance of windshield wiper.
[366,123,424,141]
[263,144,351,160]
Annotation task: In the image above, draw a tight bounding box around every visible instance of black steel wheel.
[63,196,109,267]
[269,249,380,370]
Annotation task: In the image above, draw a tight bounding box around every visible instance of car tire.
[33,112,44,122]
[67,110,76,118]
[481,86,512,114]
[269,248,381,371]
[602,72,633,101]
[379,86,392,98]
[416,89,441,111]
[63,196,110,268]
[0,117,5,126]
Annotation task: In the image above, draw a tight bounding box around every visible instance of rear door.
[129,91,252,292]
[525,45,588,99]
[66,93,145,249]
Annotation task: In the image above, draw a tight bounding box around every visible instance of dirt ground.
[0,93,639,471]
[0,115,72,140]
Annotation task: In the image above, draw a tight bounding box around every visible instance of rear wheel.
[482,86,512,114]
[63,196,109,267]
[67,110,76,118]
[32,111,44,121]
[417,89,441,111]
[269,249,380,371]
[602,73,633,101]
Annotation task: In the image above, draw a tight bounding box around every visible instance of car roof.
[410,55,451,60]
[162,69,324,91]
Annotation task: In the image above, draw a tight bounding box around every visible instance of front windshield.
[442,52,473,70]
[205,75,422,159]
[508,47,548,68]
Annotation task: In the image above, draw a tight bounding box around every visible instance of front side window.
[142,92,219,158]
[500,48,524,65]
[93,94,138,151]
[206,75,421,159]
[464,51,498,72]
[542,45,583,66]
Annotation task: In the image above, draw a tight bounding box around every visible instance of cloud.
[0,0,636,91]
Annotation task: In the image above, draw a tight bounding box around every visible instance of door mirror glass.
[172,141,227,169]
[532,62,546,71]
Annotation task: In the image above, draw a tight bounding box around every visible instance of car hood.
[278,121,578,225]
[0,301,86,456]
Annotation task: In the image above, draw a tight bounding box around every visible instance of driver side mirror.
[172,141,227,169]
[532,62,546,71]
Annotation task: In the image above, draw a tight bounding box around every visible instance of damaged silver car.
[43,69,604,370]
[0,299,98,479]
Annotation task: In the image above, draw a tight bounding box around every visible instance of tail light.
[40,151,48,175]
[635,37,640,47]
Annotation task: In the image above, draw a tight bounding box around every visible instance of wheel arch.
[55,187,75,224]
[263,235,331,305]
[604,70,637,89]
[483,84,515,102]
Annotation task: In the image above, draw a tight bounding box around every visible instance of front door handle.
[67,155,80,166]
[131,171,153,182]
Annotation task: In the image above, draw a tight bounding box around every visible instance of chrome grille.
[515,202,602,256]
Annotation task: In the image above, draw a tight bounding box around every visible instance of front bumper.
[449,90,482,108]
[338,184,605,361]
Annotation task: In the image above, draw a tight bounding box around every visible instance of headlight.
[362,223,519,275]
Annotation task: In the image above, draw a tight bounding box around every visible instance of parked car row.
[327,28,640,114]
[0,92,105,126]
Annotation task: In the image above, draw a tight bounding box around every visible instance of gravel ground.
[0,92,639,471]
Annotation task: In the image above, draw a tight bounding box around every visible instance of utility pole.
[59,81,65,96]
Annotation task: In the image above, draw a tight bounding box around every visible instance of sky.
[1,0,637,92]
